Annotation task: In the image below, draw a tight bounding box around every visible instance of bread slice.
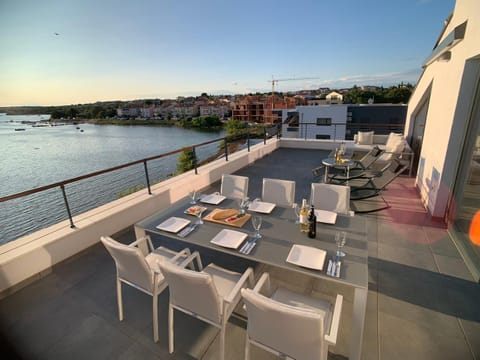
[212,208,238,220]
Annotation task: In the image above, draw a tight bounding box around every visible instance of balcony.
[0,138,478,359]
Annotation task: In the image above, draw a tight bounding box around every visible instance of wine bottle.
[308,205,316,238]
[299,199,309,233]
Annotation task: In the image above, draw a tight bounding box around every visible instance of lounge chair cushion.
[357,131,374,145]
[385,133,405,153]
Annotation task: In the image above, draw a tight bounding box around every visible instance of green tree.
[177,147,197,173]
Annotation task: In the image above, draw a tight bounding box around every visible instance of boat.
[14,128,26,131]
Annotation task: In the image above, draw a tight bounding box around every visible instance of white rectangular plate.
[200,193,226,205]
[286,244,327,271]
[210,229,248,249]
[248,201,276,214]
[156,217,191,233]
[314,209,337,224]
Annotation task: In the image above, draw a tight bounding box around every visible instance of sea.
[0,114,227,245]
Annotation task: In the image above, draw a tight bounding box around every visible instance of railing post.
[224,138,229,161]
[60,184,75,228]
[277,123,281,139]
[247,131,250,152]
[263,127,267,144]
[192,146,198,174]
[143,160,152,195]
[334,124,337,142]
[304,123,308,141]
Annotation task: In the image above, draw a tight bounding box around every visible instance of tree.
[177,147,197,173]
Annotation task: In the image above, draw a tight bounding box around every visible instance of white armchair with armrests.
[100,235,192,342]
[158,251,255,360]
[241,272,343,360]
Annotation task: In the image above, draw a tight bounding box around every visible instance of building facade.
[405,0,480,280]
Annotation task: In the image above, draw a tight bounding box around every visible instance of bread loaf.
[212,208,238,220]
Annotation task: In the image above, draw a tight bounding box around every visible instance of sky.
[0,0,456,106]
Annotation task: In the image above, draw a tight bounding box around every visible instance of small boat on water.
[14,128,26,131]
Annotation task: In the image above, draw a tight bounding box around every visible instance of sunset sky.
[0,0,455,106]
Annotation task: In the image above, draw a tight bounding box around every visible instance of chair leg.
[116,279,123,321]
[168,304,174,353]
[220,324,227,360]
[153,294,159,342]
[245,335,250,360]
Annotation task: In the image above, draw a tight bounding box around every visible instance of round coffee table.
[321,157,355,183]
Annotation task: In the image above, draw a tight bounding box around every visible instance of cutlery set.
[178,224,198,238]
[239,238,257,254]
[326,258,341,277]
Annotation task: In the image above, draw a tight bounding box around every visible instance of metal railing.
[0,125,281,232]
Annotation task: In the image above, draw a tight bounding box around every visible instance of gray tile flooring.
[0,148,479,359]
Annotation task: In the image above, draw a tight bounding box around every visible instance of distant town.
[0,84,413,125]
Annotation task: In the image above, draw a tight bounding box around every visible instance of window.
[316,117,332,126]
[316,134,330,139]
[287,127,299,132]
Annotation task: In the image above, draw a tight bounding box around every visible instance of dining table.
[134,195,368,360]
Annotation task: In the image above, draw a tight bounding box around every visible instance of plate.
[286,244,327,271]
[210,229,248,249]
[156,217,190,233]
[314,209,337,224]
[248,201,276,214]
[184,205,207,216]
[200,193,226,205]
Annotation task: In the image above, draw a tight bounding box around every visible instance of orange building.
[232,95,297,123]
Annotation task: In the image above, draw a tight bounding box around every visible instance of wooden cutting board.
[204,208,251,228]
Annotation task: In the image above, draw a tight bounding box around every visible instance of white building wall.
[296,105,348,140]
[405,0,480,217]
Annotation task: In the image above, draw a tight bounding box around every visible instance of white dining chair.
[241,273,343,360]
[158,251,254,360]
[310,183,351,215]
[100,235,192,342]
[261,178,296,207]
[220,174,249,199]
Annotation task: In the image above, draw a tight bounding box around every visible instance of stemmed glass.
[335,231,346,257]
[189,191,197,204]
[195,207,203,225]
[237,197,249,214]
[251,215,262,239]
[292,203,300,224]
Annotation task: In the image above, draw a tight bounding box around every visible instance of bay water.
[0,114,226,245]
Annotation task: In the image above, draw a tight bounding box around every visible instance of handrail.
[0,125,279,232]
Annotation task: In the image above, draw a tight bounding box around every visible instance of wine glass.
[195,207,203,225]
[335,231,346,257]
[189,190,197,204]
[251,215,262,239]
[292,203,300,224]
[237,197,249,214]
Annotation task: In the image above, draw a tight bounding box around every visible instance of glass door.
[448,77,480,282]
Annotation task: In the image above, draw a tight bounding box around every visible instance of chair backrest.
[220,174,249,199]
[158,260,222,324]
[371,158,407,190]
[310,183,350,214]
[242,289,326,360]
[100,236,154,293]
[358,146,383,169]
[262,178,296,207]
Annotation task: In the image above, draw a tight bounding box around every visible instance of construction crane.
[267,76,323,123]
[269,76,323,107]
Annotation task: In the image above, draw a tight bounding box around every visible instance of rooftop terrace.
[0,147,478,360]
